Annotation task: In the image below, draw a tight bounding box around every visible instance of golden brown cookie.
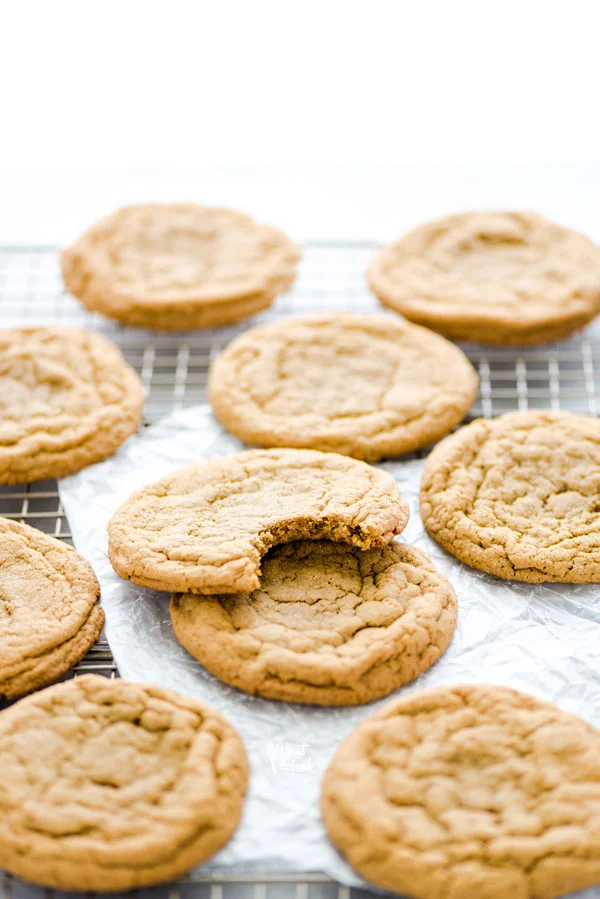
[322,684,600,899]
[0,327,144,484]
[0,675,248,890]
[170,541,457,706]
[421,410,600,583]
[0,518,104,699]
[368,211,600,345]
[108,449,408,594]
[61,203,300,330]
[208,314,478,461]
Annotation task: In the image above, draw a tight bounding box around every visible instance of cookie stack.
[108,447,458,705]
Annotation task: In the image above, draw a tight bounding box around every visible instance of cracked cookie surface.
[61,204,300,330]
[321,684,600,899]
[208,314,478,461]
[0,675,248,890]
[0,327,144,484]
[0,517,104,699]
[421,410,600,583]
[170,540,457,706]
[108,449,408,594]
[367,211,600,345]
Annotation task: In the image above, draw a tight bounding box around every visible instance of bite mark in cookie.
[108,449,409,594]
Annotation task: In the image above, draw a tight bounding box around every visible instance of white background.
[1,165,600,244]
[1,0,600,243]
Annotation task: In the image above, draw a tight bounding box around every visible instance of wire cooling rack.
[2,242,600,899]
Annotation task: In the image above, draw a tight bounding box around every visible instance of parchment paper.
[58,405,600,897]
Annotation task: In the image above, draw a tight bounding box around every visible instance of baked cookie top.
[208,314,478,461]
[0,675,248,891]
[108,448,408,594]
[421,410,600,583]
[368,211,600,345]
[61,204,300,330]
[0,327,144,484]
[0,517,104,699]
[322,684,600,899]
[170,540,457,706]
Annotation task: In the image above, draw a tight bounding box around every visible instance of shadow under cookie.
[170,540,457,706]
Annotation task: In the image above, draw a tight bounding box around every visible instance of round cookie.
[208,314,478,461]
[0,517,104,699]
[61,203,300,330]
[108,448,408,594]
[0,675,248,890]
[367,211,600,345]
[0,327,144,484]
[321,684,600,899]
[421,410,600,583]
[170,541,457,706]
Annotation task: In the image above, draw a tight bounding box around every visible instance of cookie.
[322,684,600,899]
[0,327,144,484]
[0,518,104,699]
[368,211,600,345]
[61,203,300,330]
[421,410,600,583]
[208,314,478,461]
[170,541,456,706]
[0,675,248,890]
[108,448,408,594]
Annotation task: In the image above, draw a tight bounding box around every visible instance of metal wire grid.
[1,243,600,899]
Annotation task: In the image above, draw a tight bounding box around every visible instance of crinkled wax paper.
[57,405,600,897]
